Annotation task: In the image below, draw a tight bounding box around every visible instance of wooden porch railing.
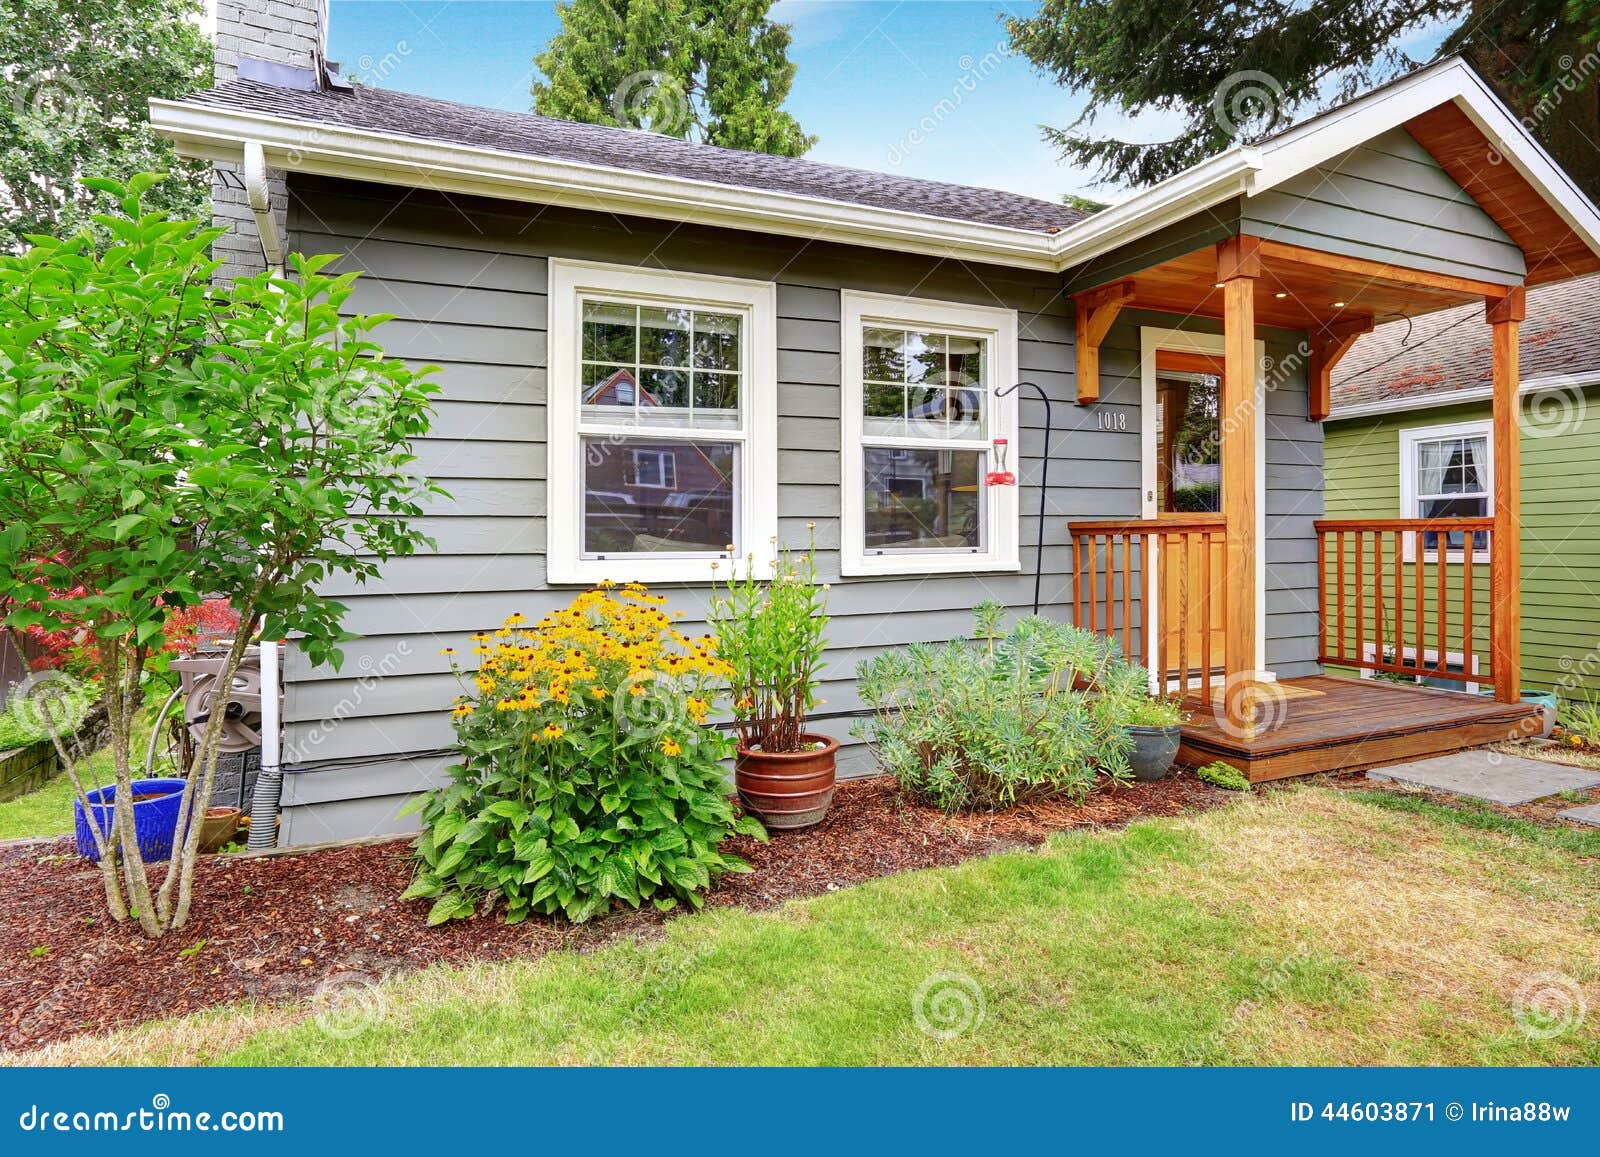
[1070,514,1227,696]
[1314,518,1496,688]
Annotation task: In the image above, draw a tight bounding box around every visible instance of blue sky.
[325,1,1450,204]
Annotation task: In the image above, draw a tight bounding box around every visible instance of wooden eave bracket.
[1308,316,1375,422]
[1486,285,1528,324]
[1074,279,1136,404]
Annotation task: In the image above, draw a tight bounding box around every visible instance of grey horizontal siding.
[278,177,1323,844]
[1242,128,1525,286]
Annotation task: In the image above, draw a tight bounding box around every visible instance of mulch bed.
[0,772,1229,1052]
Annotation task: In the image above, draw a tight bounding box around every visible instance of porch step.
[1176,674,1540,783]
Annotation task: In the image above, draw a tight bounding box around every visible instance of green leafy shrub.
[1196,761,1251,791]
[404,585,765,925]
[853,601,1138,812]
[1121,696,1185,728]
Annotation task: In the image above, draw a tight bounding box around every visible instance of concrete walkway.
[1557,803,1600,828]
[1367,750,1600,805]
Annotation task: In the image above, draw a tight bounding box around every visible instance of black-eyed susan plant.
[402,583,766,925]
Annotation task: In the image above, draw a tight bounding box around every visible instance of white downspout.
[241,140,286,276]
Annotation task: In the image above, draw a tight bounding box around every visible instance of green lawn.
[25,786,1600,1067]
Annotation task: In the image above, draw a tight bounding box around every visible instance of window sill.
[841,554,1021,578]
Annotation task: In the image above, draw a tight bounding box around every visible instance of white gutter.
[241,140,285,274]
[1328,371,1600,421]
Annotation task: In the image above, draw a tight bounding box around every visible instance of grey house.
[159,1,1600,844]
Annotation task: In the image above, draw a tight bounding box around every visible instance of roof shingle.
[185,80,1087,234]
[1331,273,1600,411]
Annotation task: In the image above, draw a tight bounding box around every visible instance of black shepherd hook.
[994,380,1055,616]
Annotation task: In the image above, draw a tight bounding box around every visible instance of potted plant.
[1121,697,1186,781]
[711,533,834,829]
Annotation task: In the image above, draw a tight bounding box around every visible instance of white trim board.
[839,291,1021,577]
[149,58,1600,278]
[1139,326,1270,680]
[1328,372,1600,420]
[1397,418,1493,564]
[545,258,779,585]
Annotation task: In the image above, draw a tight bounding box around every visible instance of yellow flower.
[660,738,682,756]
[590,686,609,699]
[628,684,647,698]
[438,647,456,656]
[543,723,564,741]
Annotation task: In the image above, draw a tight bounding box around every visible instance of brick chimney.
[211,0,330,279]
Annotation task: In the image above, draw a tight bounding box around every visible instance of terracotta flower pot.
[734,733,838,831]
[199,806,242,854]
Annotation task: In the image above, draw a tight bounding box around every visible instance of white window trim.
[1399,419,1493,564]
[840,291,1020,576]
[547,258,778,584]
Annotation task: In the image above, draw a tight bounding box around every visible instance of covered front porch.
[1067,226,1550,780]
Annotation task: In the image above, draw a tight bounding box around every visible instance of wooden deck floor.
[1176,674,1541,783]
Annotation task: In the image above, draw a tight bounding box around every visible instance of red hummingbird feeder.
[985,438,1016,486]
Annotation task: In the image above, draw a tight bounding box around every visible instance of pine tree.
[1007,0,1600,199]
[533,0,816,157]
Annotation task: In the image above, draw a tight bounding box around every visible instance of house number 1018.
[1096,411,1128,431]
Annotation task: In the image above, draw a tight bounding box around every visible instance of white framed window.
[547,259,778,584]
[1399,420,1492,562]
[841,291,1020,576]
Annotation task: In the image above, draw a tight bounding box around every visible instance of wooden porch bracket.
[1308,317,1375,421]
[1074,279,1136,404]
[1488,286,1526,704]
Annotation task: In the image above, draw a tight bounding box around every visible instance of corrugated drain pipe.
[247,639,283,850]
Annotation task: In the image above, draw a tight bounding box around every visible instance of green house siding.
[1324,390,1600,703]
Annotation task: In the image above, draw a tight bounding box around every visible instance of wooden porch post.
[1218,237,1260,734]
[1487,287,1525,703]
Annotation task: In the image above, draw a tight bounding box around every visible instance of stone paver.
[1557,803,1600,828]
[1367,750,1600,805]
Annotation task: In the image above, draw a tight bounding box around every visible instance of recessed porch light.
[1274,292,1289,299]
[1331,300,1348,308]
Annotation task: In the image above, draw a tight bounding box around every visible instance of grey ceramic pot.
[1125,725,1182,781]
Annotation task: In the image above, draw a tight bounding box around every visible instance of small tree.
[0,176,440,935]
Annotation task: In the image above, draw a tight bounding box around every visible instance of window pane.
[582,364,636,409]
[947,384,984,438]
[1421,495,1490,552]
[582,437,736,556]
[693,370,739,411]
[863,447,984,552]
[863,327,905,383]
[693,312,741,372]
[947,334,985,388]
[582,301,636,363]
[639,306,693,368]
[638,367,689,411]
[903,331,944,384]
